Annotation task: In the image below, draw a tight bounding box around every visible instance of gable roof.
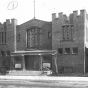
[19,18,51,26]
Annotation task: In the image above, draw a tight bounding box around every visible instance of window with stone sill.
[72,47,78,54]
[0,32,6,44]
[65,48,70,55]
[62,25,73,41]
[58,48,63,55]
[17,34,20,42]
[48,32,52,39]
[27,27,42,49]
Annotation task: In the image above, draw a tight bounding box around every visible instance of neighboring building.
[0,19,17,70]
[52,9,88,73]
[0,9,88,74]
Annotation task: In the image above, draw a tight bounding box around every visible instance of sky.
[0,0,88,25]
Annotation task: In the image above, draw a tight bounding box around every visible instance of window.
[65,48,70,54]
[67,26,69,39]
[27,27,42,49]
[86,26,88,42]
[58,48,63,54]
[62,25,73,41]
[6,51,10,56]
[72,47,78,54]
[35,29,38,46]
[71,25,73,39]
[39,29,42,46]
[3,32,6,44]
[1,51,5,56]
[31,34,34,48]
[0,32,3,43]
[0,32,6,44]
[48,32,51,39]
[17,34,20,42]
[62,26,65,39]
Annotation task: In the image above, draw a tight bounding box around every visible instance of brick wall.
[52,10,86,73]
[16,19,52,50]
[0,19,16,70]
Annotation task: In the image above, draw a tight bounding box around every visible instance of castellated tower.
[52,9,88,73]
[0,19,17,70]
[6,19,17,52]
[0,19,17,52]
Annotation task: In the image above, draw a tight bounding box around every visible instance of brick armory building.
[0,18,52,72]
[0,9,88,73]
[52,9,88,73]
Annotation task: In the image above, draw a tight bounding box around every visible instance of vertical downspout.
[83,10,86,73]
[54,53,58,74]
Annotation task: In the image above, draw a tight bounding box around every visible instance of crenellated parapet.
[52,13,56,21]
[0,19,17,32]
[52,9,86,24]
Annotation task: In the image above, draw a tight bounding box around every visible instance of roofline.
[19,18,52,26]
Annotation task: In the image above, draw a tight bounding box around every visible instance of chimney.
[11,19,17,52]
[52,13,56,20]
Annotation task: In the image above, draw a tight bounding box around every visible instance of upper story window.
[27,27,42,49]
[17,34,20,42]
[0,32,6,44]
[62,25,73,41]
[39,28,42,46]
[86,26,88,42]
[48,32,52,39]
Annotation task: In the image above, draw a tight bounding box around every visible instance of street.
[0,78,88,88]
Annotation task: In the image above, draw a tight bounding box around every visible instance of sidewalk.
[0,75,88,82]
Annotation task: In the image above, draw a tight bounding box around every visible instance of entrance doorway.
[24,55,40,70]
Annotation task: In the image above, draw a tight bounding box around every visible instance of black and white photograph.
[0,0,88,87]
